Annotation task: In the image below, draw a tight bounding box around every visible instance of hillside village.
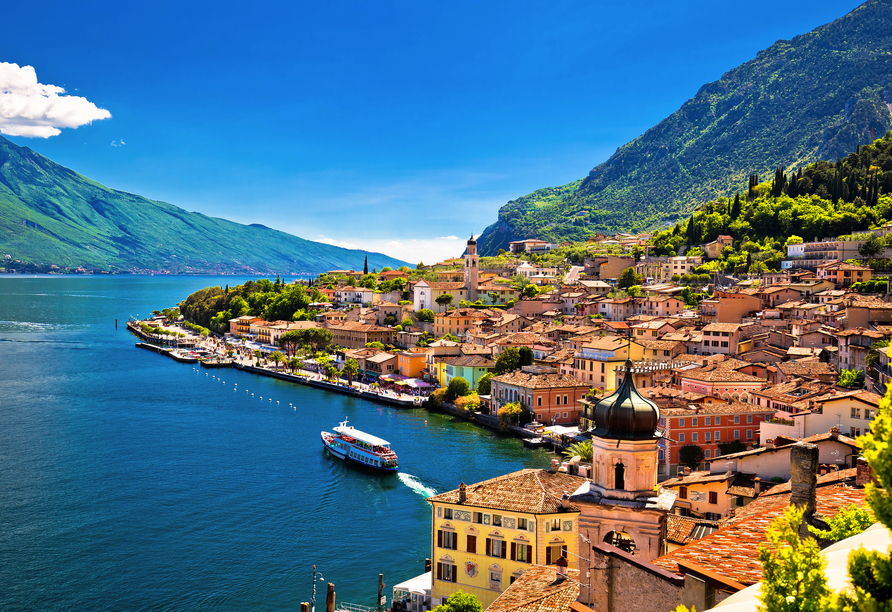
[202,227,892,612]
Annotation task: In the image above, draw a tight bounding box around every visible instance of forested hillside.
[477,0,892,254]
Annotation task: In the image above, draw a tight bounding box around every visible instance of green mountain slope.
[0,136,407,273]
[477,0,892,255]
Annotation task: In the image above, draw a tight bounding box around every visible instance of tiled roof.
[637,339,682,350]
[816,390,882,406]
[761,468,858,497]
[427,469,587,514]
[441,355,495,368]
[329,321,392,332]
[495,333,544,345]
[660,470,736,487]
[718,431,860,461]
[653,485,869,585]
[492,371,590,390]
[702,323,743,332]
[666,515,722,545]
[661,401,767,416]
[486,566,581,612]
[680,368,766,383]
[777,361,837,378]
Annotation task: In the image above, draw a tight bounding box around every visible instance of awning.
[392,571,431,596]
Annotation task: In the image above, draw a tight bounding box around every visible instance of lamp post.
[311,565,325,612]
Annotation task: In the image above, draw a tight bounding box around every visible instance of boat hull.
[321,431,399,472]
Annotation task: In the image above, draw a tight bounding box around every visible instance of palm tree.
[342,358,360,387]
[269,350,285,371]
[253,349,263,365]
[562,440,593,462]
[288,356,300,374]
[866,340,890,369]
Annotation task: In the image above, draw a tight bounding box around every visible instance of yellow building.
[427,469,587,609]
[397,349,427,378]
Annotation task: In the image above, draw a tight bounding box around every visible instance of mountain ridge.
[0,136,407,274]
[477,0,892,255]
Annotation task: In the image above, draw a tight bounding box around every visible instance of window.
[747,430,753,440]
[550,518,562,531]
[517,518,527,531]
[692,418,698,427]
[714,417,720,425]
[563,412,568,418]
[511,542,531,563]
[486,538,506,559]
[705,417,711,426]
[692,432,698,442]
[705,449,711,458]
[679,418,685,427]
[715,431,720,441]
[437,562,456,583]
[467,534,477,553]
[747,415,753,423]
[473,512,483,524]
[705,432,711,441]
[444,508,453,520]
[679,486,688,499]
[677,507,690,517]
[709,491,718,504]
[438,530,457,550]
[734,430,740,440]
[679,433,685,442]
[705,512,721,521]
[851,427,861,437]
[493,514,502,527]
[734,415,740,424]
[537,397,542,406]
[545,545,566,565]
[851,407,861,419]
[490,571,501,587]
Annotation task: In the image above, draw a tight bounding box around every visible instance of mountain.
[0,136,407,274]
[477,0,892,255]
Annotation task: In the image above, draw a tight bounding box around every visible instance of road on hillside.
[565,265,584,283]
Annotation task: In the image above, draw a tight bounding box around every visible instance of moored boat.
[321,419,399,471]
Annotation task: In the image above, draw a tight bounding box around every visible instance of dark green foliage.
[476,372,494,395]
[617,267,643,290]
[416,308,435,323]
[476,3,892,253]
[494,347,521,375]
[446,377,471,402]
[717,440,747,455]
[679,444,705,470]
[518,346,534,367]
[0,136,407,273]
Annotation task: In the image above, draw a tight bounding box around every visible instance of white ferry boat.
[321,419,399,472]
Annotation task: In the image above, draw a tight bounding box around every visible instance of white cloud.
[110,139,125,147]
[310,235,466,266]
[0,62,111,138]
[317,235,359,250]
[437,235,459,240]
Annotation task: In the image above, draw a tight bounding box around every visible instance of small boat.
[321,419,399,472]
[522,437,549,448]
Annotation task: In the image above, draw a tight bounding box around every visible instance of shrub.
[446,377,471,402]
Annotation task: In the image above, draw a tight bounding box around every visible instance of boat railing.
[336,603,377,612]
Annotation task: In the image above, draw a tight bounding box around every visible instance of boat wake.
[398,473,437,499]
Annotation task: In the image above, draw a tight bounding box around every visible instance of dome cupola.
[590,360,660,439]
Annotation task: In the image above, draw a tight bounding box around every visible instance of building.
[397,349,428,378]
[759,390,881,440]
[509,239,553,255]
[434,309,489,339]
[413,281,470,313]
[465,236,479,302]
[572,337,645,391]
[426,469,587,608]
[782,237,865,269]
[437,355,496,390]
[700,323,745,356]
[816,261,873,287]
[491,367,591,425]
[327,321,396,349]
[702,235,734,259]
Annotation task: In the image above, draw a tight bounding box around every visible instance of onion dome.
[467,235,477,245]
[590,360,661,439]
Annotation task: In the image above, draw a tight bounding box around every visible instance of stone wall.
[583,543,683,612]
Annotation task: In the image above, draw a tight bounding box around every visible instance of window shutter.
[486,538,491,556]
[467,535,476,554]
[501,543,506,559]
[546,546,552,565]
[511,542,516,561]
[525,544,532,563]
[451,569,457,583]
[453,535,458,550]
[437,530,443,548]
[437,563,443,581]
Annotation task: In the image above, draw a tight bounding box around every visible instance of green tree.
[838,368,866,389]
[253,349,263,365]
[363,256,368,275]
[678,444,705,470]
[860,236,884,259]
[563,440,593,462]
[808,504,873,543]
[401,317,414,328]
[717,440,747,455]
[365,341,386,350]
[416,308,435,322]
[522,284,539,299]
[288,356,300,373]
[494,347,521,375]
[866,340,891,369]
[342,358,359,387]
[476,372,494,395]
[518,346,534,367]
[617,266,643,290]
[627,285,642,297]
[757,504,829,612]
[446,377,471,402]
[269,350,285,371]
[433,591,482,612]
[435,293,454,312]
[497,402,522,431]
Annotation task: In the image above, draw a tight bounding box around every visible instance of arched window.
[614,461,625,490]
[603,530,636,554]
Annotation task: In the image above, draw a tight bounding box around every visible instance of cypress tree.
[731,193,741,219]
[363,256,368,275]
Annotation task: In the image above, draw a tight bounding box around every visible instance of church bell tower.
[464,235,478,302]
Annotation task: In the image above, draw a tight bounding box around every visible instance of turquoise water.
[0,276,550,612]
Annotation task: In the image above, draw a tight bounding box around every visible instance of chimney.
[561,492,571,510]
[753,476,761,495]
[555,554,569,578]
[684,466,691,476]
[856,457,873,486]
[458,482,467,504]
[829,426,840,439]
[551,458,560,472]
[791,442,819,523]
[765,438,775,450]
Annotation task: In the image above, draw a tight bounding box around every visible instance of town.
[133,227,892,612]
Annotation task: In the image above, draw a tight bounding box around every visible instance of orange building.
[397,349,428,378]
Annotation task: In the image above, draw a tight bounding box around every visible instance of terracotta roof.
[680,368,766,384]
[441,355,495,368]
[487,565,581,612]
[718,431,860,461]
[653,485,869,585]
[761,468,858,497]
[660,471,736,488]
[661,401,769,416]
[702,323,743,333]
[495,333,545,345]
[637,339,682,350]
[666,515,722,545]
[427,469,587,514]
[815,390,882,407]
[777,361,837,378]
[329,321,392,332]
[492,371,590,390]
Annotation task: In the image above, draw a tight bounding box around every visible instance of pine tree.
[731,193,741,218]
[363,256,368,275]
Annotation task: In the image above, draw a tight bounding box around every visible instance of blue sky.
[1,0,863,264]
